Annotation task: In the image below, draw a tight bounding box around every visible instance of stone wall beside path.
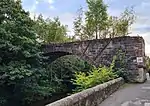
[46,78,124,106]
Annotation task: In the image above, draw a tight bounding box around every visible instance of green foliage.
[73,0,108,40]
[73,7,86,40]
[0,0,54,105]
[112,50,129,81]
[47,55,93,92]
[0,97,7,106]
[85,0,108,39]
[110,8,135,37]
[72,50,129,92]
[33,15,73,43]
[145,56,150,72]
[73,0,136,40]
[73,64,118,92]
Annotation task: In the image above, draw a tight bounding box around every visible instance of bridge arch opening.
[46,55,93,93]
[44,51,72,63]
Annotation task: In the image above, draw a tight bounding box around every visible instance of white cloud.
[35,1,39,4]
[22,0,38,12]
[37,0,55,9]
[47,0,55,10]
[47,0,54,4]
[32,0,55,11]
[142,33,150,45]
[49,5,55,10]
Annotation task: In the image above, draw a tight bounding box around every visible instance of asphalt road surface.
[99,75,150,106]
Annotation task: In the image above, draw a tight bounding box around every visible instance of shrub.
[47,55,93,92]
[145,56,150,73]
[112,50,129,81]
[72,64,118,92]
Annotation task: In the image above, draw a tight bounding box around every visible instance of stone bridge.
[43,36,146,83]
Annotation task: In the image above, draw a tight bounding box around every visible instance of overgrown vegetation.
[146,56,150,73]
[0,0,56,105]
[112,50,130,81]
[0,0,134,105]
[47,55,93,92]
[33,16,73,43]
[72,50,129,92]
[72,65,118,92]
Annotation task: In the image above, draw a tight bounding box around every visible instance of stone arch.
[44,50,94,65]
[44,51,72,63]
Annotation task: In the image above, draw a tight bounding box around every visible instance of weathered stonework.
[46,78,124,106]
[43,36,146,82]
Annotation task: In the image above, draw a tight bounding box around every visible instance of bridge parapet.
[46,78,124,106]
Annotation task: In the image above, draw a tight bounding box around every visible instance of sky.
[21,0,150,56]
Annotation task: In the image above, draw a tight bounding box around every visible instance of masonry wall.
[43,36,146,82]
[46,78,124,106]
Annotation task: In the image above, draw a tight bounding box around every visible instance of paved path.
[99,76,150,106]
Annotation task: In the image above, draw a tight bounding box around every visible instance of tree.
[85,0,108,39]
[116,8,135,36]
[107,8,135,38]
[73,1,136,40]
[0,0,53,105]
[73,7,85,40]
[34,15,71,43]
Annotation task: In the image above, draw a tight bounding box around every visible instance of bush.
[0,0,56,105]
[47,55,93,92]
[112,50,129,81]
[146,56,150,73]
[72,64,118,92]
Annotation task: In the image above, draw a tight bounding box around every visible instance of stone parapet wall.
[46,78,124,106]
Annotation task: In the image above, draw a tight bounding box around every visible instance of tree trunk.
[96,26,98,39]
